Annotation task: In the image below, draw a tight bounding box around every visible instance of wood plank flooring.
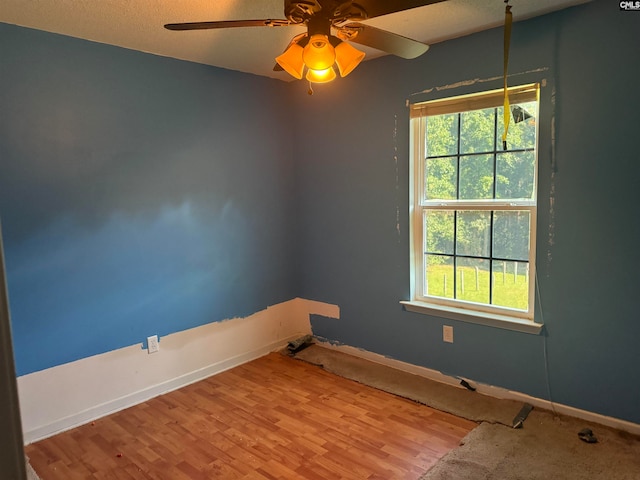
[26,352,476,479]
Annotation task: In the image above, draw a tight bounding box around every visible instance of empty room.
[1,0,639,478]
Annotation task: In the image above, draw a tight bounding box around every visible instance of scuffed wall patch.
[408,68,550,99]
[394,114,401,243]
[309,314,339,324]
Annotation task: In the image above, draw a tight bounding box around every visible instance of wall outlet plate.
[443,325,454,343]
[147,335,159,354]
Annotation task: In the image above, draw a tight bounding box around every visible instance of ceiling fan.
[165,0,446,85]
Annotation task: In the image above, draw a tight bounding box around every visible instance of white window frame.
[402,84,543,334]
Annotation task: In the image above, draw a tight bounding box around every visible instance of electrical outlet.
[147,335,159,354]
[443,325,454,343]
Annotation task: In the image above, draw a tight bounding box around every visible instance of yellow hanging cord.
[502,3,513,150]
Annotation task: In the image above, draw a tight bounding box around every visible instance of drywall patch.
[310,314,338,324]
[408,67,550,100]
[546,84,557,273]
[293,298,340,319]
[394,114,401,243]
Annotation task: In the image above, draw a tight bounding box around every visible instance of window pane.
[459,154,493,200]
[496,151,535,200]
[493,211,530,261]
[456,211,491,257]
[424,210,454,255]
[460,108,495,153]
[425,255,453,298]
[425,157,457,200]
[456,258,490,304]
[427,114,458,157]
[492,260,529,310]
[496,101,537,150]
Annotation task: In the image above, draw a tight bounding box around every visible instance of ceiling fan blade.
[353,0,447,19]
[164,19,291,31]
[343,23,429,59]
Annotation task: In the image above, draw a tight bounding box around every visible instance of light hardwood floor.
[26,352,476,479]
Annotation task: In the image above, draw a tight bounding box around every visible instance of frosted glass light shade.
[305,67,337,83]
[276,42,305,79]
[334,41,365,77]
[302,34,336,71]
[277,34,364,83]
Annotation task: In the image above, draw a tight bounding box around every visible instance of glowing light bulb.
[302,34,336,71]
[305,67,337,83]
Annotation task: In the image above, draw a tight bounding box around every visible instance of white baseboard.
[316,341,640,436]
[18,298,340,444]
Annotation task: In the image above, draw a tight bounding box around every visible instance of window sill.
[400,300,543,334]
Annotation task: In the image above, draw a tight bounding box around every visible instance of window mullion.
[453,113,462,299]
[489,107,498,305]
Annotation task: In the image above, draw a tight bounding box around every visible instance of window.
[406,84,540,329]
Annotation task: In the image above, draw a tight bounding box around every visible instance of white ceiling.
[1,0,590,81]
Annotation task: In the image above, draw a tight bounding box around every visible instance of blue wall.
[0,24,296,375]
[294,0,640,424]
[2,0,639,425]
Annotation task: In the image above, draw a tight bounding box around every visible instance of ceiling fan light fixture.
[334,41,365,77]
[305,67,337,84]
[167,1,435,85]
[275,42,305,79]
[302,34,336,71]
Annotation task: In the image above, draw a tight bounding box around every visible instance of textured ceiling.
[1,0,590,80]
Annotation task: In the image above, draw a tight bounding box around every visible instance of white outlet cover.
[147,335,159,354]
[443,325,454,343]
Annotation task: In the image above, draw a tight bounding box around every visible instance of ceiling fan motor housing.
[284,0,368,25]
[285,1,321,23]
